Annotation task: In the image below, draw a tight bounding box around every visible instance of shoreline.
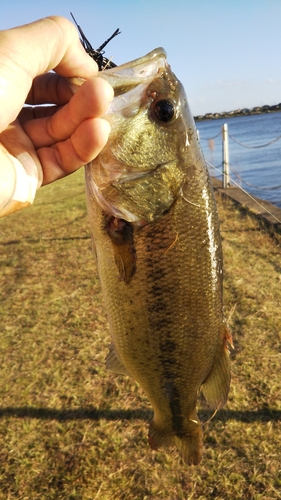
[194,104,281,122]
[211,176,281,235]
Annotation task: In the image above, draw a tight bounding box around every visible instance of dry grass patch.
[0,171,280,499]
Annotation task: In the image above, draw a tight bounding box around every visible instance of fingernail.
[105,81,114,104]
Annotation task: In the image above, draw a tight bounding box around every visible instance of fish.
[84,48,232,465]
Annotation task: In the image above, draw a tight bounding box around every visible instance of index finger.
[0,16,98,132]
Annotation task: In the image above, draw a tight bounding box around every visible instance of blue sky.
[1,0,281,116]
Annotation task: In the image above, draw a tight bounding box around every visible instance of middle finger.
[21,77,113,147]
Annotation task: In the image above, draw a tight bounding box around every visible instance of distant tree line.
[194,103,281,121]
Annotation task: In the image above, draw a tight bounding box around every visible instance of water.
[196,112,281,208]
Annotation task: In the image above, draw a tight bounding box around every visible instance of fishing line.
[206,161,281,224]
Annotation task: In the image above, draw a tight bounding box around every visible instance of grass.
[0,169,280,499]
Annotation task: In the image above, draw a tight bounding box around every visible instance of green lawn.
[0,170,280,499]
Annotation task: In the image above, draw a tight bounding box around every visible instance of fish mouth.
[99,48,168,110]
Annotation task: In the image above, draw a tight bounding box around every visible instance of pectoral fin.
[106,217,136,283]
[201,325,232,408]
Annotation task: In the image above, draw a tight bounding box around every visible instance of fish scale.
[84,48,232,465]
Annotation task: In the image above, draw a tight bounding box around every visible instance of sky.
[1,0,281,116]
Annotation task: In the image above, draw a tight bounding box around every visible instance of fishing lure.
[70,13,120,71]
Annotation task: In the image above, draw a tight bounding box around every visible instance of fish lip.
[98,48,168,92]
[102,47,167,74]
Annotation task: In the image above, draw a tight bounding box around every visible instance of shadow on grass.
[1,235,91,246]
[0,406,152,422]
[0,406,280,423]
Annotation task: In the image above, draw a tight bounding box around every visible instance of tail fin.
[174,428,203,465]
[148,417,203,466]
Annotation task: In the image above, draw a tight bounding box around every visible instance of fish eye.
[152,99,175,123]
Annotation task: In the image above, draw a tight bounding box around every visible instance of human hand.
[0,16,113,216]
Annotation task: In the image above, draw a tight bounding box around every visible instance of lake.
[196,112,281,208]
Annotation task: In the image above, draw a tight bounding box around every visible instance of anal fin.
[201,324,232,408]
[106,344,130,376]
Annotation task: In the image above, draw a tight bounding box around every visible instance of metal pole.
[222,123,230,188]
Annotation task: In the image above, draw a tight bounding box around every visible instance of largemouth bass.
[85,48,232,465]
